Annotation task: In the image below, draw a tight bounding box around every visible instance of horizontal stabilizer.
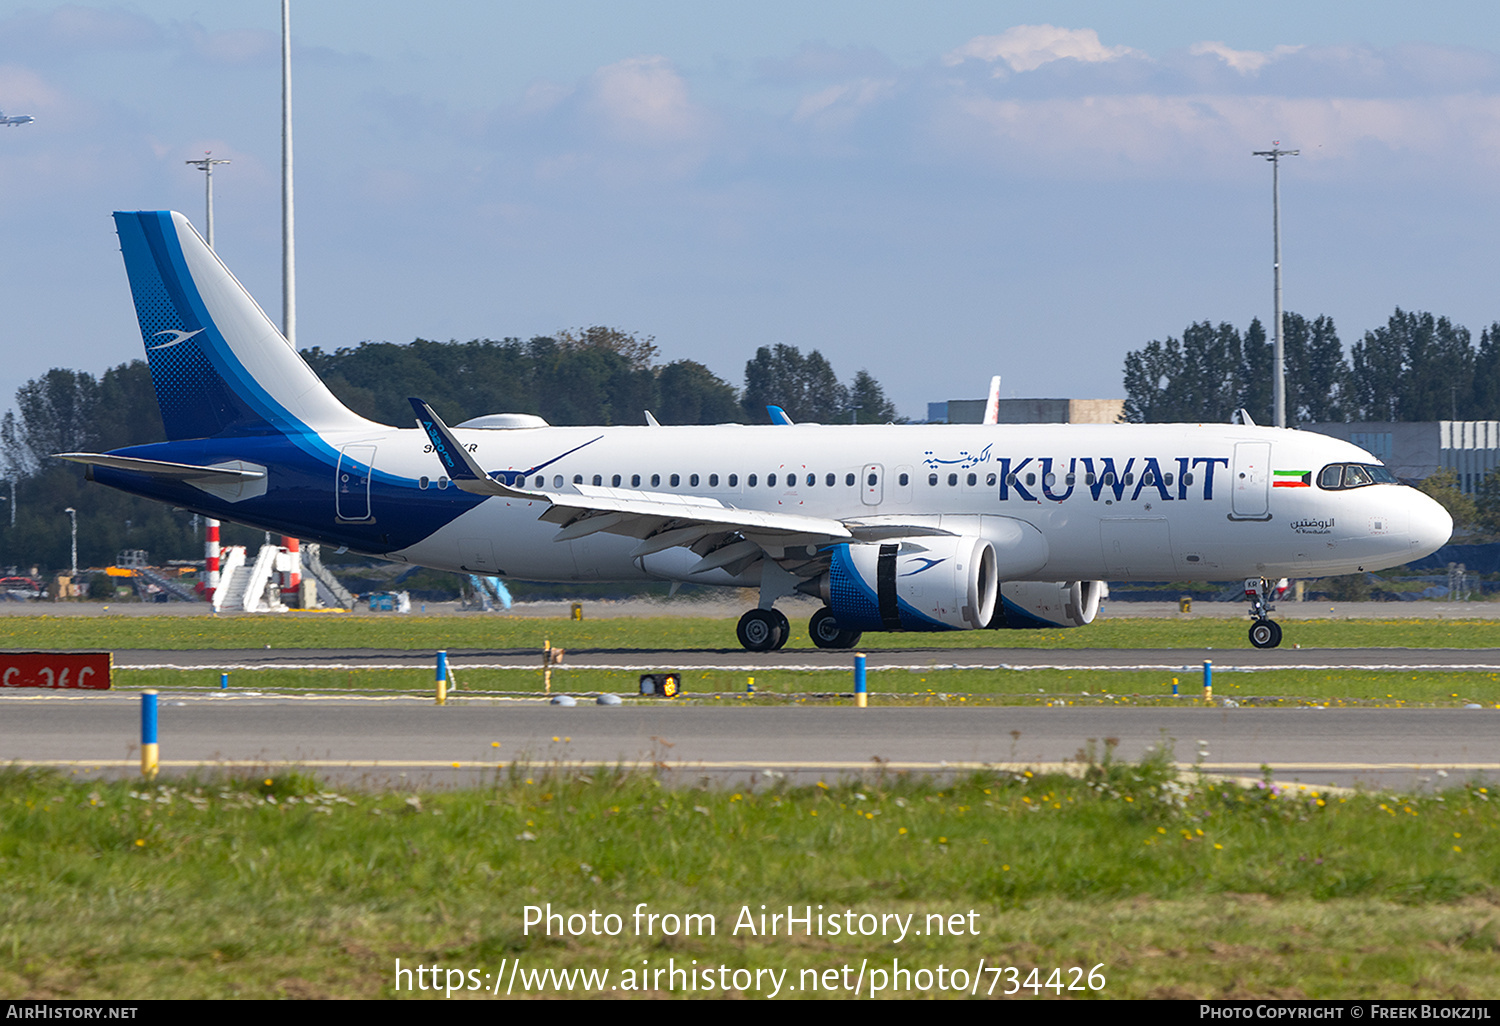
[56,453,266,481]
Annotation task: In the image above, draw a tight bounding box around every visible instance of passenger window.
[1044,473,1056,487]
[986,473,997,487]
[553,475,563,488]
[966,473,976,486]
[670,474,680,487]
[867,472,878,486]
[611,474,621,487]
[1102,472,1115,485]
[1122,473,1132,486]
[748,474,757,487]
[632,474,641,487]
[898,473,909,486]
[650,473,660,487]
[1163,473,1173,486]
[846,473,856,486]
[708,474,718,486]
[689,473,699,487]
[928,473,938,486]
[827,473,837,487]
[438,477,449,490]
[1006,473,1017,486]
[807,473,815,487]
[1026,473,1037,486]
[593,474,603,486]
[1085,473,1096,485]
[728,474,738,487]
[948,473,958,486]
[573,474,583,485]
[1065,473,1076,486]
[1184,473,1194,486]
[768,473,777,487]
[419,476,429,489]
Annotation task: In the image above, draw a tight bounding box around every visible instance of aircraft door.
[861,464,883,506]
[1231,442,1271,520]
[336,445,376,521]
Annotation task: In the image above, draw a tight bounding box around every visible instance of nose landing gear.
[1245,576,1287,649]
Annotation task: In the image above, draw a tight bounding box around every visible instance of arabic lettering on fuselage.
[922,450,1232,502]
[921,444,993,470]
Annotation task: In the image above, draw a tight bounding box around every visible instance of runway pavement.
[109,645,1500,672]
[4,688,1496,791]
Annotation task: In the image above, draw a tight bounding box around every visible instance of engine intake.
[806,537,999,631]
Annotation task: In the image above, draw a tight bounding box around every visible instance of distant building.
[1303,421,1500,493]
[926,398,1125,425]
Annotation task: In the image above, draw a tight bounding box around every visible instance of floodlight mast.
[185,153,229,603]
[1253,144,1299,429]
[185,154,230,249]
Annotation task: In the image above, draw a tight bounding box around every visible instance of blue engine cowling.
[821,536,999,631]
[988,580,1105,629]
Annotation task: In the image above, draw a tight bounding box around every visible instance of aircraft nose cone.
[1408,489,1453,560]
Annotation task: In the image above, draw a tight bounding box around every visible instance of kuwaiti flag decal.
[1274,469,1312,488]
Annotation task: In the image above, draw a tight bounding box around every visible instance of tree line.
[0,331,896,573]
[1123,309,1500,426]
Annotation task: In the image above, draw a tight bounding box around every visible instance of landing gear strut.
[737,608,790,652]
[1245,576,1285,649]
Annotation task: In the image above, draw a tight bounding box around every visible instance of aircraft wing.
[409,398,871,575]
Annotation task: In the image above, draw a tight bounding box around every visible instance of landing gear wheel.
[737,609,784,652]
[810,607,862,650]
[1248,619,1283,649]
[770,608,790,650]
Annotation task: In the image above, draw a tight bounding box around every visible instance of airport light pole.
[186,154,228,602]
[1252,143,1298,429]
[282,0,295,348]
[63,507,77,579]
[185,153,230,248]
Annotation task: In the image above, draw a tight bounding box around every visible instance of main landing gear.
[1245,576,1287,649]
[735,606,863,651]
[809,607,862,650]
[737,607,790,652]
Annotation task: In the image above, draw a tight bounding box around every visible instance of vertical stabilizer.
[113,210,375,440]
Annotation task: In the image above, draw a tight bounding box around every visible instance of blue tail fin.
[114,210,374,440]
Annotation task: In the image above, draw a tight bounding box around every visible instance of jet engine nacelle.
[990,580,1106,629]
[814,536,999,631]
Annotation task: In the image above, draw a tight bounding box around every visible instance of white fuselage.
[322,420,1454,585]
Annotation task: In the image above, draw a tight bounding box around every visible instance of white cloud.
[944,25,1142,73]
[933,91,1500,179]
[588,56,707,142]
[1189,41,1305,75]
[792,78,894,123]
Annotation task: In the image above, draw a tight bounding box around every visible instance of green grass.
[2,614,1499,652]
[2,759,1498,999]
[108,666,1500,707]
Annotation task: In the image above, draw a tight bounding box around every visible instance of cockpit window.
[1317,462,1397,490]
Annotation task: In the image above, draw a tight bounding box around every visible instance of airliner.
[0,110,34,127]
[61,211,1452,651]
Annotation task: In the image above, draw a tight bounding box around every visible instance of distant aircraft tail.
[113,210,374,440]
